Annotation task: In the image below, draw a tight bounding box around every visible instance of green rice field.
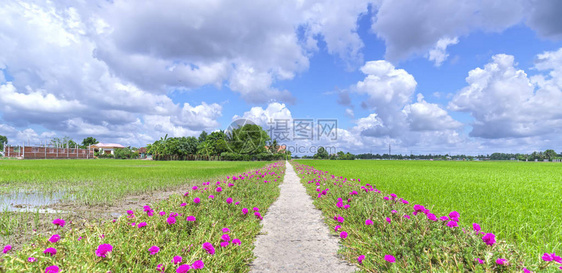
[295,159,562,260]
[0,160,271,205]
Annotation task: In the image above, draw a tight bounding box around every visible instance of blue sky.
[1,1,562,155]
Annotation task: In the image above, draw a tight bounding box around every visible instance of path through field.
[251,161,356,273]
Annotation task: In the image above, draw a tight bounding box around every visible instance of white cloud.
[172,102,223,131]
[233,102,293,129]
[403,94,463,131]
[449,51,562,138]
[427,37,459,66]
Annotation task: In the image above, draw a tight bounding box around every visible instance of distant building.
[91,143,125,155]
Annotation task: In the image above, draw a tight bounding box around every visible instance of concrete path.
[251,161,356,273]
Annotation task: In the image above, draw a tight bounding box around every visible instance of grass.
[294,160,562,271]
[1,162,286,272]
[0,159,272,205]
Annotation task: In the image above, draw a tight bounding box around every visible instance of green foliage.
[225,124,269,154]
[80,137,98,148]
[198,131,208,143]
[50,136,77,148]
[0,135,7,150]
[295,160,562,262]
[114,147,138,159]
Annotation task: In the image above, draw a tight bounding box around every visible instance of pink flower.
[222,228,230,233]
[335,225,341,231]
[148,246,160,255]
[474,258,484,264]
[167,217,177,225]
[343,204,350,210]
[44,247,57,256]
[48,234,60,243]
[52,219,66,227]
[3,245,12,254]
[95,244,113,258]
[232,238,241,245]
[202,242,215,255]
[427,213,437,221]
[403,215,410,219]
[226,197,233,204]
[193,197,201,204]
[235,201,240,205]
[192,260,205,269]
[28,257,36,263]
[186,216,196,222]
[216,187,222,192]
[496,258,507,265]
[473,223,481,232]
[446,221,458,228]
[340,231,348,239]
[172,255,182,265]
[384,255,396,263]
[208,195,215,199]
[358,255,365,264]
[221,234,231,242]
[253,207,259,212]
[365,219,373,225]
[242,208,248,215]
[220,242,229,247]
[126,210,134,215]
[482,233,496,246]
[184,191,189,196]
[337,216,344,223]
[156,264,165,272]
[386,217,391,224]
[176,264,190,273]
[523,268,531,273]
[159,211,166,216]
[391,210,397,214]
[180,203,187,207]
[192,186,198,190]
[255,212,262,220]
[45,265,60,273]
[138,222,147,228]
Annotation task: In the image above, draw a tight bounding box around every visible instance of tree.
[0,135,7,150]
[198,131,208,143]
[81,137,98,148]
[225,124,269,154]
[197,141,215,157]
[313,146,329,159]
[544,149,557,161]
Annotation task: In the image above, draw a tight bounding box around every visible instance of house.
[91,143,125,155]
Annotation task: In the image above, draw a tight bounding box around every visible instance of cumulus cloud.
[427,37,459,66]
[526,0,562,40]
[449,51,562,139]
[404,94,463,131]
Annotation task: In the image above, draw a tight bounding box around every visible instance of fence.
[2,145,94,159]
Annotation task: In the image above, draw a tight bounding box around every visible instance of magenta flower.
[473,223,481,232]
[235,201,240,205]
[523,268,531,273]
[474,258,484,264]
[148,246,160,255]
[192,260,205,269]
[386,217,391,224]
[194,197,201,204]
[482,233,496,246]
[358,255,365,264]
[222,228,230,233]
[192,186,198,190]
[202,242,215,255]
[45,265,60,273]
[337,216,344,223]
[340,231,348,239]
[232,238,241,245]
[496,258,507,265]
[52,219,66,227]
[28,257,36,263]
[335,225,341,231]
[221,234,231,242]
[391,210,397,214]
[44,247,57,256]
[427,213,437,221]
[242,208,248,215]
[365,219,373,225]
[186,216,196,222]
[542,252,561,263]
[184,191,189,196]
[159,211,166,216]
[383,196,390,201]
[180,202,186,207]
[216,186,223,192]
[138,222,147,228]
[253,207,259,212]
[226,197,233,204]
[156,264,165,272]
[446,220,458,228]
[167,216,177,225]
[384,255,396,263]
[439,216,449,221]
[126,210,134,215]
[172,255,182,265]
[95,244,113,258]
[176,264,191,273]
[220,241,229,247]
[255,212,262,220]
[48,234,60,243]
[3,245,12,254]
[208,195,215,199]
[403,215,410,219]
